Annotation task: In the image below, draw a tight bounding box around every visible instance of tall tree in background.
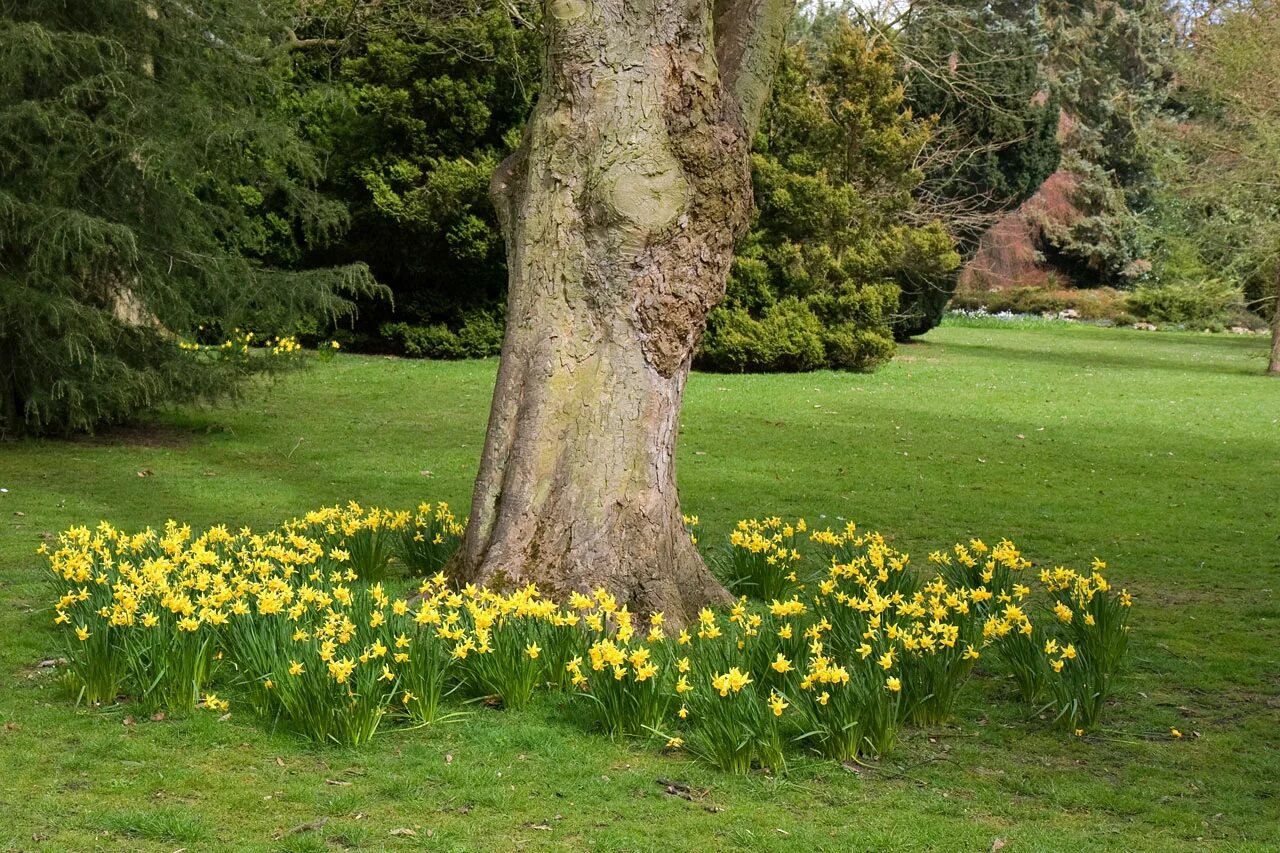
[289,2,540,357]
[293,2,928,370]
[700,19,958,372]
[895,0,1060,336]
[452,0,794,623]
[1176,0,1280,373]
[0,0,379,436]
[1035,0,1177,285]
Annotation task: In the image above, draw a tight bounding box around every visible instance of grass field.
[1,321,1277,851]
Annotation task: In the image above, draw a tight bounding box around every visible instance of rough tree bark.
[450,0,793,625]
[1269,289,1280,375]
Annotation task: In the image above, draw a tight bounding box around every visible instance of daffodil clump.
[45,505,466,741]
[675,602,795,773]
[717,516,807,600]
[931,539,1041,704]
[1038,561,1132,729]
[397,503,467,575]
[228,580,407,746]
[283,503,400,582]
[48,521,231,710]
[177,329,319,359]
[567,592,673,737]
[44,509,1134,763]
[264,501,465,583]
[931,543,1133,730]
[448,583,583,710]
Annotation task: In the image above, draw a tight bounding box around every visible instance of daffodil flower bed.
[43,507,1133,772]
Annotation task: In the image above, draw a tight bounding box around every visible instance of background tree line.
[2,0,1276,436]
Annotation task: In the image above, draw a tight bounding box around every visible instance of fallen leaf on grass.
[137,469,153,478]
[389,828,417,837]
[276,757,285,767]
[991,839,1006,852]
[324,779,352,786]
[150,712,165,722]
[445,753,453,765]
[122,716,136,727]
[528,823,552,831]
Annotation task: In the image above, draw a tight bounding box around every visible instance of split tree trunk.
[451,0,791,625]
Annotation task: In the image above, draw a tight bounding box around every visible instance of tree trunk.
[1270,291,1280,375]
[451,0,791,625]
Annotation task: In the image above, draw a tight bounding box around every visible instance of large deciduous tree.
[1176,0,1280,374]
[894,0,1060,336]
[451,0,794,624]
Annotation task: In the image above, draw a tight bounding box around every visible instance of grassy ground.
[1,321,1277,851]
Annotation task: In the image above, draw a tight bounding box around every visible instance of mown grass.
[1,321,1277,851]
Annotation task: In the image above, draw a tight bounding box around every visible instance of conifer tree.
[700,20,959,371]
[288,1,540,356]
[0,0,381,435]
[1035,0,1177,284]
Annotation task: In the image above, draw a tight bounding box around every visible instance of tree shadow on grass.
[64,421,203,449]
[940,334,1268,377]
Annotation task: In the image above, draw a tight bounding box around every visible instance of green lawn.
[1,321,1277,851]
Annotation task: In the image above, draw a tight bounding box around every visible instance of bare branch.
[282,28,342,51]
